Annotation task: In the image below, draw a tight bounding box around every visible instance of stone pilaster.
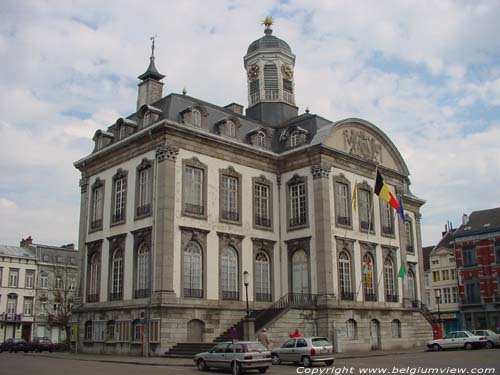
[76,176,89,303]
[414,212,425,304]
[311,163,335,304]
[153,144,179,304]
[397,206,409,306]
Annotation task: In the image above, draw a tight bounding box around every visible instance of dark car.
[1,338,32,353]
[32,337,54,352]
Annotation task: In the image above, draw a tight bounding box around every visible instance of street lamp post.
[435,289,442,327]
[243,271,250,316]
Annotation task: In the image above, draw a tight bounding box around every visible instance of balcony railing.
[184,288,203,298]
[337,216,351,226]
[256,293,272,302]
[250,92,260,106]
[109,291,123,301]
[134,289,150,298]
[185,203,204,215]
[290,215,306,227]
[222,291,239,300]
[222,210,239,222]
[112,212,125,223]
[255,216,271,227]
[136,204,151,217]
[386,294,399,303]
[365,293,377,302]
[0,313,22,322]
[341,291,355,301]
[264,89,279,101]
[283,91,294,104]
[87,294,99,303]
[90,219,102,230]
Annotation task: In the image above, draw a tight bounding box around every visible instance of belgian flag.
[374,170,400,210]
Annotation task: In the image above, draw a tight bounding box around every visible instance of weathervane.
[150,35,158,57]
[262,16,273,34]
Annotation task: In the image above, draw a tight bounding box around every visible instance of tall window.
[339,251,353,300]
[255,251,271,302]
[221,247,238,300]
[112,175,127,223]
[290,131,299,147]
[408,269,416,302]
[55,276,63,289]
[85,322,93,340]
[496,242,500,264]
[106,321,115,341]
[363,253,376,301]
[136,164,152,217]
[359,188,374,232]
[184,242,203,298]
[23,297,34,316]
[88,252,100,302]
[133,320,144,341]
[264,64,278,100]
[405,220,414,253]
[384,257,396,302]
[7,294,17,314]
[90,181,104,230]
[462,246,477,267]
[191,109,202,127]
[119,125,126,140]
[8,269,19,287]
[40,273,48,289]
[135,243,149,298]
[346,319,357,339]
[443,287,451,304]
[25,270,35,289]
[221,175,239,222]
[254,183,270,227]
[225,120,236,137]
[391,319,402,338]
[0,267,2,287]
[291,250,309,294]
[380,200,394,235]
[335,182,351,226]
[465,279,481,304]
[184,166,204,215]
[257,131,266,147]
[110,248,123,300]
[289,182,306,227]
[452,287,458,304]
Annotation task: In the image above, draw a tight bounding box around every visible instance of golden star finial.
[262,16,273,29]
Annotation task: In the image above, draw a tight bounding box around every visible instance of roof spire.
[138,35,165,81]
[262,16,273,35]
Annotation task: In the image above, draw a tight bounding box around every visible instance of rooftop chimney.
[462,213,469,226]
[224,103,244,115]
[20,236,33,248]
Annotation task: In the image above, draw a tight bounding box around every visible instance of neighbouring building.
[423,227,460,334]
[20,236,78,344]
[73,21,432,355]
[454,208,500,331]
[0,245,37,341]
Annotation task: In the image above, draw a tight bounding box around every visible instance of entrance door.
[21,324,31,341]
[187,319,204,342]
[370,319,380,350]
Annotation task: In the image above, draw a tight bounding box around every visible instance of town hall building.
[73,20,432,355]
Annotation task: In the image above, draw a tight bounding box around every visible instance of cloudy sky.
[1,0,499,248]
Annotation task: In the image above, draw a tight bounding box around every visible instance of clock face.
[281,64,293,79]
[248,64,260,81]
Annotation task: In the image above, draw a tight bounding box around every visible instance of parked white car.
[470,330,500,349]
[427,331,487,351]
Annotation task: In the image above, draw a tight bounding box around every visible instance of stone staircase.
[413,300,435,325]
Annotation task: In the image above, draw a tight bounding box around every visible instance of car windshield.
[38,338,50,343]
[245,343,267,352]
[312,338,331,347]
[14,339,25,343]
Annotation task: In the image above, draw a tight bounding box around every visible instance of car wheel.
[325,360,334,366]
[271,353,281,365]
[196,359,208,371]
[231,361,241,374]
[486,341,494,349]
[432,344,441,352]
[258,368,268,374]
[464,342,473,350]
[303,356,312,368]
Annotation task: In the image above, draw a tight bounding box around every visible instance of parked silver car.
[194,341,271,373]
[470,330,500,349]
[271,337,334,367]
[427,330,487,351]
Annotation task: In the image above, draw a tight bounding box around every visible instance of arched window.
[405,220,414,253]
[132,319,144,341]
[184,242,203,298]
[408,269,416,302]
[221,246,238,300]
[363,253,376,301]
[110,248,123,300]
[257,131,266,147]
[391,319,402,338]
[290,131,300,147]
[191,109,202,127]
[255,251,271,301]
[226,120,236,137]
[339,251,353,300]
[384,257,396,302]
[135,242,149,297]
[88,252,100,301]
[346,319,357,339]
[85,321,93,340]
[291,250,309,294]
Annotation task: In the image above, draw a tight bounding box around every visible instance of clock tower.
[244,18,298,127]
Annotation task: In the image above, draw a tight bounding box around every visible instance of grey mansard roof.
[0,245,36,259]
[454,207,500,238]
[246,29,293,55]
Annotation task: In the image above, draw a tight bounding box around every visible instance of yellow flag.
[352,181,358,212]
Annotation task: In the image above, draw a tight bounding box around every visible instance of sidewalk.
[23,348,427,367]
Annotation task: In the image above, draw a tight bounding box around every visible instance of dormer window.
[119,126,126,140]
[226,120,236,137]
[257,131,265,147]
[290,131,299,147]
[191,109,202,127]
[138,105,162,128]
[97,136,104,150]
[216,117,240,138]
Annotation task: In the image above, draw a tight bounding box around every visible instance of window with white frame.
[346,319,357,339]
[254,183,270,227]
[221,175,239,222]
[55,276,63,289]
[40,302,47,316]
[23,297,34,316]
[8,269,19,287]
[110,248,124,300]
[150,320,160,343]
[137,164,152,217]
[358,188,374,232]
[183,242,203,298]
[135,242,149,298]
[462,246,477,267]
[221,246,238,300]
[255,251,271,302]
[380,199,394,235]
[335,182,350,226]
[289,182,306,227]
[7,294,17,314]
[133,320,144,341]
[339,251,353,300]
[290,131,299,147]
[184,166,204,215]
[90,181,104,230]
[25,270,35,289]
[291,250,309,294]
[384,257,396,301]
[112,176,127,223]
[93,321,106,342]
[363,253,376,301]
[0,267,2,287]
[88,252,100,301]
[191,109,202,127]
[226,120,236,137]
[443,287,451,304]
[452,287,458,303]
[257,131,266,147]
